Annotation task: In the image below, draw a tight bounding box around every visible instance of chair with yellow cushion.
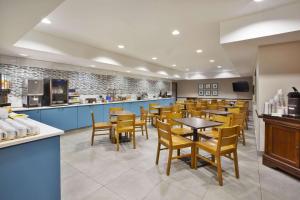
[207,104,218,110]
[171,104,181,113]
[200,115,231,139]
[231,112,246,145]
[190,110,206,118]
[91,112,112,145]
[115,114,136,151]
[228,107,240,114]
[155,119,195,176]
[186,103,196,117]
[148,103,159,125]
[156,106,172,122]
[194,126,240,186]
[166,112,193,137]
[135,107,148,139]
[109,107,123,124]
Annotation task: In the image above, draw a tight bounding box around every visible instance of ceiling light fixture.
[172,30,180,36]
[126,70,131,73]
[196,49,203,53]
[152,57,157,60]
[19,53,28,57]
[209,59,215,63]
[118,44,125,49]
[41,18,51,24]
[89,64,96,68]
[217,65,222,69]
[185,68,190,71]
[172,64,176,67]
[253,0,263,2]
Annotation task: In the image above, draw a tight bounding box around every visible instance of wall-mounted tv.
[232,81,249,92]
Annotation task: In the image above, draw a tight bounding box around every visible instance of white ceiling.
[1,0,299,80]
[33,0,297,75]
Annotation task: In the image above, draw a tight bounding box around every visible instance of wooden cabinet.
[263,115,300,178]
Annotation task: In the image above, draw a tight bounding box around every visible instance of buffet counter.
[0,118,63,200]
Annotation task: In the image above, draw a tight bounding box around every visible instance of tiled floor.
[60,123,300,200]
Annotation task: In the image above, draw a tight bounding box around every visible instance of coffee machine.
[287,87,300,117]
[42,79,68,106]
[0,74,11,107]
[22,79,44,107]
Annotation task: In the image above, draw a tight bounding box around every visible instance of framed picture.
[198,90,204,96]
[205,83,211,89]
[212,90,218,96]
[199,83,204,89]
[212,83,218,89]
[205,90,211,96]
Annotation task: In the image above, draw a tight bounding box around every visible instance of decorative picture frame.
[198,90,204,96]
[205,90,211,96]
[205,83,211,89]
[199,83,204,89]
[212,90,218,96]
[212,83,218,89]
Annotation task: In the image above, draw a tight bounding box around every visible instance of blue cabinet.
[41,107,78,131]
[77,105,104,128]
[18,110,41,122]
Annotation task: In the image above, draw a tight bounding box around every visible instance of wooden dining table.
[173,117,223,167]
[203,109,231,116]
[152,105,171,115]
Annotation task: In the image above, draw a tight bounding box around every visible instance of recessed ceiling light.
[90,64,96,68]
[185,68,190,71]
[41,18,51,24]
[174,74,180,78]
[126,70,131,73]
[253,0,263,2]
[19,53,28,57]
[172,64,176,67]
[136,67,148,71]
[152,57,157,60]
[172,30,180,36]
[118,44,125,49]
[217,65,222,69]
[196,49,203,53]
[209,59,215,63]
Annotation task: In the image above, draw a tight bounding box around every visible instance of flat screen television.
[232,81,249,92]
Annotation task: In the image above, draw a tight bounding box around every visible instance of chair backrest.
[140,106,148,121]
[160,106,172,116]
[212,115,231,127]
[217,126,239,152]
[166,112,183,126]
[171,104,181,113]
[109,107,123,113]
[149,103,158,113]
[231,112,246,129]
[228,107,240,114]
[91,112,95,129]
[207,104,218,110]
[156,119,172,146]
[116,114,135,131]
[191,110,205,118]
[186,103,196,111]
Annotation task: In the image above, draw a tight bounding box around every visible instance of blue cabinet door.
[41,107,78,131]
[17,110,41,122]
[77,106,92,128]
[91,104,104,122]
[103,103,123,122]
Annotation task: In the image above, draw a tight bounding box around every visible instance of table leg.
[191,128,198,168]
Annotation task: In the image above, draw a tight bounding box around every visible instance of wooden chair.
[228,107,240,114]
[155,119,195,176]
[200,115,232,139]
[231,112,246,145]
[156,106,172,122]
[194,126,240,186]
[171,104,181,113]
[91,112,112,146]
[190,110,205,118]
[148,103,159,125]
[109,107,123,123]
[115,114,136,151]
[166,112,193,137]
[207,104,218,110]
[135,107,148,139]
[186,103,196,117]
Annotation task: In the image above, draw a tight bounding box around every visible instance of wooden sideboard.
[263,115,300,178]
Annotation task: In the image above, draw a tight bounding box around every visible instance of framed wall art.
[198,90,204,96]
[212,83,218,89]
[205,83,211,89]
[212,90,218,96]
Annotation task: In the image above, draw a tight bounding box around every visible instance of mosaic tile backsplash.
[0,64,171,98]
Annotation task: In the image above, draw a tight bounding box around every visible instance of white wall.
[255,41,300,151]
[177,77,253,99]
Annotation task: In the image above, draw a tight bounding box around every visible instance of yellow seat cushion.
[171,127,192,136]
[94,122,112,129]
[135,119,146,126]
[160,135,193,148]
[116,126,134,133]
[196,139,235,154]
[200,129,219,139]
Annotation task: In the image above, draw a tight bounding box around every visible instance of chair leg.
[91,129,95,146]
[141,126,144,136]
[166,148,173,176]
[233,151,240,179]
[132,131,136,149]
[216,155,223,186]
[145,124,149,139]
[116,133,120,151]
[191,145,196,169]
[241,129,246,146]
[155,142,161,165]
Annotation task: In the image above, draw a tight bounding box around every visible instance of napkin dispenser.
[288,87,300,117]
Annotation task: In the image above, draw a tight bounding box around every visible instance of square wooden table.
[174,117,223,141]
[203,109,231,116]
